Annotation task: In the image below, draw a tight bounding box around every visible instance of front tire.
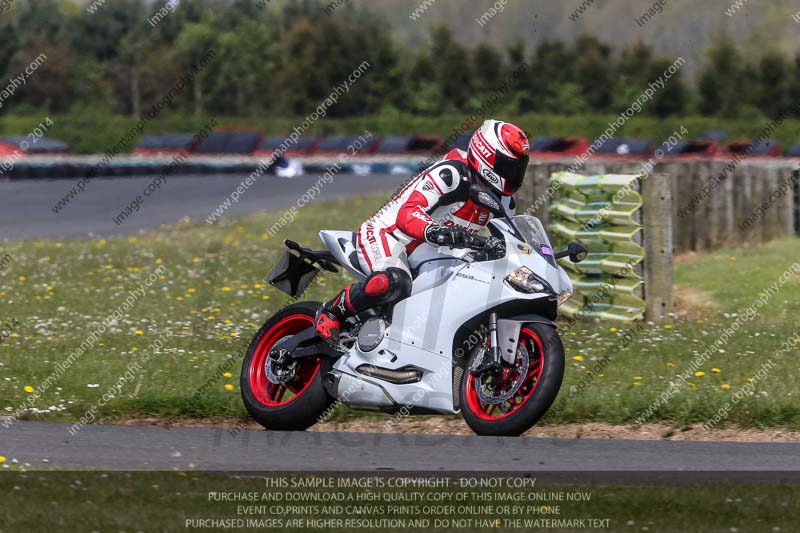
[240,301,335,431]
[461,323,564,436]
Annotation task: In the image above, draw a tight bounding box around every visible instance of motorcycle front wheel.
[460,322,565,436]
[240,301,336,431]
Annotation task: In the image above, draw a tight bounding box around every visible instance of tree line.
[1,0,799,122]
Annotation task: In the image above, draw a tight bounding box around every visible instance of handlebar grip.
[466,234,488,249]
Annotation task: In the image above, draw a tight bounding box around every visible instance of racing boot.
[314,285,355,345]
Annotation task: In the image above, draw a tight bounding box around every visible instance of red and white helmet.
[467,119,530,196]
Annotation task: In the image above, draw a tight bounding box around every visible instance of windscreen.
[511,215,557,265]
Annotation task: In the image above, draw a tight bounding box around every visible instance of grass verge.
[0,472,798,532]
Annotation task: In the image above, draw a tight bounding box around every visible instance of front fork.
[470,312,502,376]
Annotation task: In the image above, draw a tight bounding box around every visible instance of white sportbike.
[241,186,587,436]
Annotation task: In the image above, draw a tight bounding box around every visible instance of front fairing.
[483,216,573,298]
[392,215,572,353]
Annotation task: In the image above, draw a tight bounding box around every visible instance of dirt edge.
[116,416,800,442]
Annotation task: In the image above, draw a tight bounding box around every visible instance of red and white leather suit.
[356,148,495,276]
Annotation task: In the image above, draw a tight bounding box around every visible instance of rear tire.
[461,323,564,436]
[240,301,335,431]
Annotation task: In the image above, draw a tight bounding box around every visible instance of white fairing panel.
[331,342,455,414]
[319,230,366,280]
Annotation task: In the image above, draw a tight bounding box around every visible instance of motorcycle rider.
[314,119,531,344]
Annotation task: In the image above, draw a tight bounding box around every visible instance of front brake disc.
[474,343,530,405]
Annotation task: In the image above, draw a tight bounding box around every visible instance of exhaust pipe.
[356,364,422,384]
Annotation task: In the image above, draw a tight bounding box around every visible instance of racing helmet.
[467,119,530,196]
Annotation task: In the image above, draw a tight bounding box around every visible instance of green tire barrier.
[548,172,645,322]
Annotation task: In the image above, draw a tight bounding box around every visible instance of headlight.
[504,267,552,294]
[556,290,572,305]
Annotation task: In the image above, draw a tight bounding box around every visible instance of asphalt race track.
[0,172,407,240]
[2,421,800,482]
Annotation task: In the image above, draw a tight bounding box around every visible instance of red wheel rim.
[249,314,322,407]
[465,327,545,421]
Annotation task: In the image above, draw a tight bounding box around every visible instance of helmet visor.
[494,151,529,194]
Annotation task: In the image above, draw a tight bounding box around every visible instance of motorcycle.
[240,185,587,436]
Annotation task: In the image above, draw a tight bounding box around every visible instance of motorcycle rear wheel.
[461,322,564,436]
[240,301,336,431]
